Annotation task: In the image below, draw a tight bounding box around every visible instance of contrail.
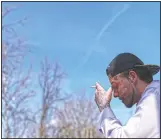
[76,4,131,70]
[96,4,130,41]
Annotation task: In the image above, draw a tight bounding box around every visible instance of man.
[94,53,160,138]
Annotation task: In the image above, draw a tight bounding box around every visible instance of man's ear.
[128,70,137,83]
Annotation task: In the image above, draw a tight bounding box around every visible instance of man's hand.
[94,82,113,112]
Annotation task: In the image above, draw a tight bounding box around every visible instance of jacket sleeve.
[97,92,160,138]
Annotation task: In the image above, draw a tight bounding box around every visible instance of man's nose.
[113,91,119,98]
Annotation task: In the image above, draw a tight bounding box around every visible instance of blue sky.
[2,2,160,125]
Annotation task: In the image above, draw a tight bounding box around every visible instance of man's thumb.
[106,87,113,98]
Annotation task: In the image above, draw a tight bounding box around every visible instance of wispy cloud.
[96,4,130,41]
[76,4,131,70]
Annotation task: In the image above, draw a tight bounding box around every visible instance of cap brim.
[135,64,160,76]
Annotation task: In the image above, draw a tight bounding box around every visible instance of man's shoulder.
[151,80,160,89]
[136,81,160,109]
[135,92,159,113]
[144,80,160,95]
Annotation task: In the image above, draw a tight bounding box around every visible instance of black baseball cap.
[106,53,160,77]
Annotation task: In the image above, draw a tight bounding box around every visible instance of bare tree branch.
[53,93,105,138]
[2,5,35,138]
[2,5,18,18]
[37,57,70,137]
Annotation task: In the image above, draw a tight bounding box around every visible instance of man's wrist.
[99,102,110,112]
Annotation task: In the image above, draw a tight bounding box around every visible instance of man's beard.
[124,81,137,108]
[125,89,135,108]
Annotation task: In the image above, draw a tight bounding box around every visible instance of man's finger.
[95,82,105,91]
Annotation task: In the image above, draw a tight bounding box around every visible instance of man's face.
[109,73,136,108]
